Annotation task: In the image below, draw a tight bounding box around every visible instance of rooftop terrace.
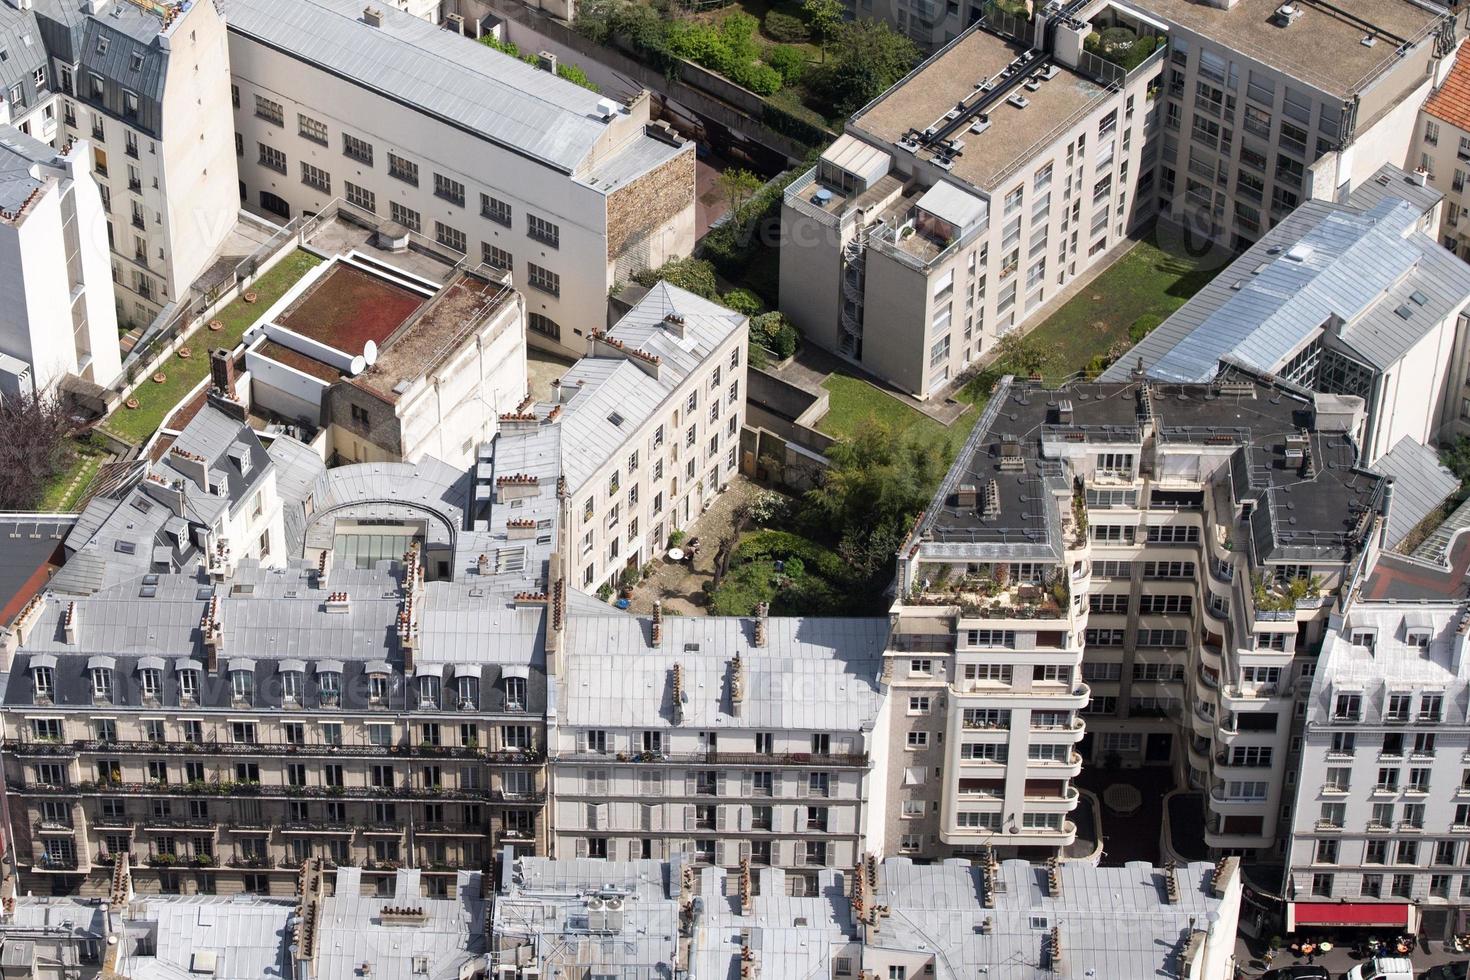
[853,28,1108,191]
[1133,0,1451,97]
[274,261,429,354]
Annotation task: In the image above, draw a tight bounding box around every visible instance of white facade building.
[222,0,696,359]
[0,126,119,395]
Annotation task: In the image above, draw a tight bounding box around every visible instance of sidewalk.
[1236,934,1465,977]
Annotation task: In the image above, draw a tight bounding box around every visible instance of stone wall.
[606,146,696,275]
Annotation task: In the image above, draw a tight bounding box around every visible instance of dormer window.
[369,673,389,706]
[1349,629,1377,650]
[454,673,478,711]
[230,669,253,705]
[505,676,527,712]
[178,669,198,704]
[418,675,440,710]
[319,670,341,706]
[139,668,162,702]
[1334,692,1362,722]
[32,665,53,703]
[90,666,113,703]
[282,670,303,706]
[1407,629,1432,650]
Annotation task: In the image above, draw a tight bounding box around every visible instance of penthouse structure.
[0,415,568,896]
[0,125,119,395]
[223,0,696,357]
[240,247,527,468]
[1104,168,1470,463]
[1285,600,1470,943]
[782,7,1163,398]
[549,609,888,881]
[30,0,243,327]
[885,369,1390,860]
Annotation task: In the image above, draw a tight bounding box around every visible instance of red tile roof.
[1424,51,1470,132]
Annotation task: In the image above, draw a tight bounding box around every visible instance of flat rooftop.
[1133,0,1449,97]
[853,29,1106,191]
[255,338,341,382]
[275,262,427,353]
[352,270,517,402]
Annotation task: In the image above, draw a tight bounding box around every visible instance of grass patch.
[958,235,1222,406]
[708,529,855,615]
[100,251,322,444]
[817,374,966,452]
[37,438,109,512]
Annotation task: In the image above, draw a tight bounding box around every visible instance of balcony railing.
[7,778,547,805]
[559,750,867,768]
[4,738,539,763]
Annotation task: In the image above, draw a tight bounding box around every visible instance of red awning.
[1291,902,1411,929]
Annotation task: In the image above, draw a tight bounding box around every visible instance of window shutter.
[738,806,751,832]
[741,772,753,795]
[575,838,589,858]
[717,772,728,796]
[739,840,752,861]
[716,805,728,831]
[683,804,695,830]
[796,808,808,833]
[685,771,698,795]
[652,804,664,832]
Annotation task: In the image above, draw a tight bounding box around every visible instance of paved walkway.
[627,477,765,616]
[1236,935,1464,977]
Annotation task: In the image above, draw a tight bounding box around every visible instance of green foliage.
[1442,435,1470,490]
[480,34,600,92]
[721,288,765,316]
[719,168,764,213]
[632,256,719,298]
[764,44,806,84]
[993,330,1048,377]
[811,19,919,116]
[1084,28,1161,71]
[802,0,844,47]
[1129,311,1164,343]
[729,59,783,95]
[556,63,600,92]
[763,10,809,42]
[750,310,798,359]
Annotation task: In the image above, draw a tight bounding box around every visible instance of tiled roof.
[1425,48,1470,132]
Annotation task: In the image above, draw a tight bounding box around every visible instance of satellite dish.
[363,340,378,366]
[349,355,367,376]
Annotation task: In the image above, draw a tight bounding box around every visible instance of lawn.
[37,438,109,512]
[817,374,968,453]
[100,250,322,444]
[958,235,1222,404]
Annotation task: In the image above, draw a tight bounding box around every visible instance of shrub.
[750,310,799,359]
[729,59,782,95]
[763,10,809,42]
[633,256,719,298]
[764,44,806,85]
[721,288,764,316]
[556,63,600,92]
[732,529,850,582]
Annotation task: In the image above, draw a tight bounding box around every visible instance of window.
[32,665,54,702]
[301,162,331,194]
[390,202,421,233]
[516,312,565,348]
[505,676,527,711]
[482,243,512,271]
[906,731,929,749]
[345,181,375,214]
[908,696,930,714]
[434,173,465,207]
[388,152,418,185]
[527,263,560,296]
[91,666,113,702]
[258,143,286,174]
[298,113,327,144]
[527,213,560,248]
[254,95,283,126]
[481,193,511,225]
[342,133,373,165]
[435,221,466,253]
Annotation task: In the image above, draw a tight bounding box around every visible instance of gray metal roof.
[1347,163,1445,216]
[0,123,58,216]
[562,614,888,731]
[1104,193,1470,382]
[1376,436,1460,550]
[222,0,622,174]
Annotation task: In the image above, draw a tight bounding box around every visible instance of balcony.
[34,854,79,872]
[561,750,867,768]
[7,778,547,806]
[5,738,539,763]
[913,577,1069,621]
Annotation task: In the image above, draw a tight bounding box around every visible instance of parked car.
[1421,963,1468,980]
[1343,957,1415,980]
[1261,967,1330,980]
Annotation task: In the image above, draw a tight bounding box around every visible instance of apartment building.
[1285,601,1470,943]
[1104,167,1470,462]
[551,282,748,595]
[1415,48,1470,259]
[1141,0,1460,249]
[781,6,1163,398]
[490,850,1243,980]
[35,0,243,327]
[549,606,888,879]
[241,249,527,468]
[0,414,568,896]
[884,369,1390,861]
[0,126,119,395]
[222,0,696,358]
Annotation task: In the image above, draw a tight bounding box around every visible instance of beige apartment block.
[222,0,696,359]
[1415,48,1470,259]
[781,8,1162,399]
[881,370,1390,862]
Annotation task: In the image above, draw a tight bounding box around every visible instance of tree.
[719,168,763,217]
[0,388,79,510]
[632,256,719,298]
[815,19,919,114]
[992,330,1048,378]
[802,0,844,56]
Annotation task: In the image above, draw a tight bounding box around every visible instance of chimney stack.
[63,601,78,645]
[362,5,384,27]
[729,654,745,717]
[210,348,236,396]
[200,595,222,671]
[753,602,768,647]
[651,600,664,646]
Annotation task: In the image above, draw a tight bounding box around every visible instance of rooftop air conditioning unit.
[1272,3,1301,27]
[595,98,620,120]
